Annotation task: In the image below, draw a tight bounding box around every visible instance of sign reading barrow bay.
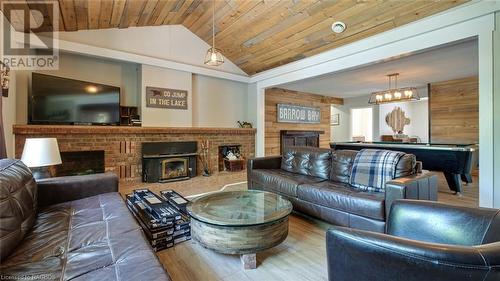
[146,87,188,110]
[277,104,321,124]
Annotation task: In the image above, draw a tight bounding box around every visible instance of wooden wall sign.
[146,87,188,110]
[277,104,321,124]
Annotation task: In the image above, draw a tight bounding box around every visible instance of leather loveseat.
[248,147,438,232]
[327,200,500,281]
[0,159,169,281]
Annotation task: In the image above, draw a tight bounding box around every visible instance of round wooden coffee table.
[187,190,292,269]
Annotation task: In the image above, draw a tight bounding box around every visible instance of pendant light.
[368,73,420,105]
[204,0,224,66]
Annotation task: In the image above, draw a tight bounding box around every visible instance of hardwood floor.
[436,172,479,208]
[158,214,330,281]
[156,172,479,281]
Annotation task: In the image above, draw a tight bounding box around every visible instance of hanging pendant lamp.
[204,0,224,66]
[368,73,420,105]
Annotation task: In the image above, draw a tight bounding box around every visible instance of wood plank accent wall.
[429,76,479,144]
[265,88,343,156]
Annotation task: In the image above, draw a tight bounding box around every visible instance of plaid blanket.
[350,149,405,192]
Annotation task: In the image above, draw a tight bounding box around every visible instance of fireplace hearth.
[142,141,197,183]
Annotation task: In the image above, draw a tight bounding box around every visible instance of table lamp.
[21,138,62,179]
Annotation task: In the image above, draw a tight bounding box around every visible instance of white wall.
[1,14,15,157]
[192,74,248,127]
[330,96,379,142]
[11,51,249,129]
[492,11,500,207]
[54,25,246,76]
[140,65,192,127]
[378,99,429,142]
[332,86,429,143]
[2,73,16,157]
[330,105,349,142]
[410,100,429,142]
[352,107,373,141]
[15,52,139,124]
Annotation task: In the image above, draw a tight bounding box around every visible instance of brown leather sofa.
[327,200,500,281]
[248,147,438,232]
[0,159,169,281]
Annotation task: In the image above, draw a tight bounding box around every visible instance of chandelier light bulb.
[376,94,383,101]
[384,93,392,100]
[404,90,413,97]
[394,91,402,99]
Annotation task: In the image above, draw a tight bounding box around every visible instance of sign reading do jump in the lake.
[277,104,321,124]
[146,86,188,110]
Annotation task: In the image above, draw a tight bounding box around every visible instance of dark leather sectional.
[327,200,500,280]
[0,159,169,281]
[248,147,438,232]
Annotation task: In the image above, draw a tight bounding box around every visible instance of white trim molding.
[8,30,251,83]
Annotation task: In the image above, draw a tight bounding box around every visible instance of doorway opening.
[351,107,373,142]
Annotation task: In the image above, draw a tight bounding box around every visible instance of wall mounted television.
[29,73,121,125]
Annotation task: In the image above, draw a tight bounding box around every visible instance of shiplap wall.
[429,76,479,144]
[265,88,342,156]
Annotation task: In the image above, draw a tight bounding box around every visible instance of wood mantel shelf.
[13,125,257,135]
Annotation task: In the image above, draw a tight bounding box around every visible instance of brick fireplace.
[56,150,105,177]
[13,125,256,183]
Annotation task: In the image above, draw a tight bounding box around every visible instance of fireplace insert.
[142,141,197,183]
[161,158,188,181]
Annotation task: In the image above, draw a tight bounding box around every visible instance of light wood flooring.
[156,172,479,281]
[435,173,479,208]
[158,214,330,281]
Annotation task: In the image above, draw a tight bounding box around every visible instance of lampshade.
[21,138,62,168]
[204,47,224,66]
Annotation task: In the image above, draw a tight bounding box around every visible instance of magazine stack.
[125,189,191,252]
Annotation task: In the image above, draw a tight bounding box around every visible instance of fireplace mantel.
[13,125,256,135]
[13,125,256,182]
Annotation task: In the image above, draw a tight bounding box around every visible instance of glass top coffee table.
[187,190,292,269]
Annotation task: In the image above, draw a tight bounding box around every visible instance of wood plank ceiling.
[1,0,468,75]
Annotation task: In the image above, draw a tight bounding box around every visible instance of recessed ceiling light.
[331,21,346,33]
[85,85,98,93]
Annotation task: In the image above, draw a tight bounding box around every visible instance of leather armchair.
[326,200,500,281]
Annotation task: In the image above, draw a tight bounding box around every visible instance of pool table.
[330,142,478,194]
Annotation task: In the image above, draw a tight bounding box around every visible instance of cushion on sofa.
[395,154,417,178]
[0,192,169,281]
[297,181,385,220]
[281,147,332,179]
[252,169,326,197]
[0,159,37,262]
[330,150,358,184]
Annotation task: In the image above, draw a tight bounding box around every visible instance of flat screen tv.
[29,73,120,125]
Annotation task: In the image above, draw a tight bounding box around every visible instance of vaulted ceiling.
[1,0,468,75]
